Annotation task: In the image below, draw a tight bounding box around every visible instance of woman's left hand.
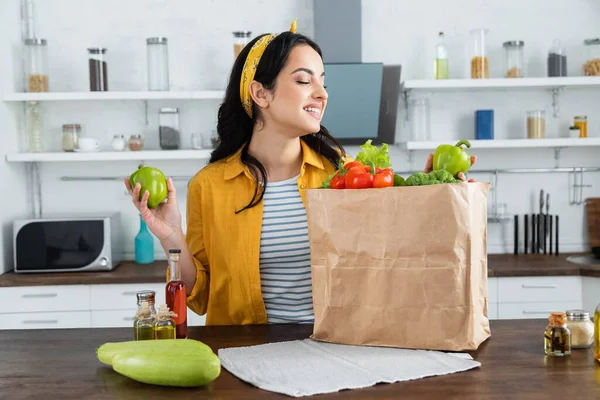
[424,154,477,182]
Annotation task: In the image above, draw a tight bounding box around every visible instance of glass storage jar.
[128,134,144,151]
[26,101,43,153]
[88,47,108,91]
[573,116,587,138]
[584,38,600,76]
[409,98,430,141]
[470,28,489,79]
[526,110,545,139]
[62,124,81,152]
[503,40,524,78]
[146,37,169,91]
[547,39,567,77]
[233,31,252,59]
[565,309,594,348]
[158,108,180,150]
[24,38,49,92]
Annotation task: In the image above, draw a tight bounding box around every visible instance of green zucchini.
[96,339,213,366]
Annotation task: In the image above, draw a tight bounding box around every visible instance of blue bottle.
[135,215,155,264]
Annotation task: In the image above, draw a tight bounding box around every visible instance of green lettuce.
[354,140,392,169]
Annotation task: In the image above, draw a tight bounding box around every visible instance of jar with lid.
[583,38,600,76]
[547,39,567,77]
[62,124,81,151]
[136,290,158,316]
[128,134,144,151]
[573,116,587,138]
[24,38,49,92]
[159,108,180,150]
[526,110,545,139]
[26,101,43,153]
[544,312,571,356]
[233,31,252,59]
[565,309,594,348]
[146,37,169,91]
[88,47,108,91]
[470,28,489,79]
[503,40,524,78]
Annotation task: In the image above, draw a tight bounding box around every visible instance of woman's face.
[258,44,328,136]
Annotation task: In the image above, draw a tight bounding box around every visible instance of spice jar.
[24,38,49,92]
[503,40,524,78]
[565,309,594,348]
[527,110,545,139]
[111,134,127,151]
[128,134,144,151]
[233,31,252,59]
[146,37,169,91]
[573,116,587,138]
[544,312,571,356]
[88,47,108,91]
[159,108,180,150]
[470,28,489,79]
[583,38,600,76]
[62,124,81,152]
[547,39,567,77]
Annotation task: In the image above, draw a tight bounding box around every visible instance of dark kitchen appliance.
[586,198,600,259]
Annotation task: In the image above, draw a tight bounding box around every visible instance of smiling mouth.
[303,106,322,120]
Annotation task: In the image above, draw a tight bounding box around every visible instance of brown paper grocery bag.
[305,182,491,352]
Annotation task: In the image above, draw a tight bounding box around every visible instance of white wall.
[1,0,599,270]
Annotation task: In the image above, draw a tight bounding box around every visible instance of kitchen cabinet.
[582,277,600,314]
[0,283,206,330]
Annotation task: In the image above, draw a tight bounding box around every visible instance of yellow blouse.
[183,140,339,325]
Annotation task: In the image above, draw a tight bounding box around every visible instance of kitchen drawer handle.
[522,310,553,314]
[122,317,135,321]
[22,319,58,324]
[122,291,140,296]
[22,293,58,298]
[521,284,558,289]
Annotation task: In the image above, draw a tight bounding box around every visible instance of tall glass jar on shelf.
[26,101,43,153]
[233,31,251,59]
[146,37,169,91]
[503,40,525,78]
[583,38,600,76]
[470,28,489,79]
[24,38,49,92]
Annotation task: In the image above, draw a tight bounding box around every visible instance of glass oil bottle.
[133,301,154,340]
[153,304,178,339]
[544,312,571,356]
[136,290,157,317]
[166,249,187,339]
[594,303,600,361]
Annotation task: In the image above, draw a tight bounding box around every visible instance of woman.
[125,21,475,326]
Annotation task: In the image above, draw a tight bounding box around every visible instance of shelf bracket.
[553,147,562,168]
[551,88,563,118]
[144,100,149,125]
[403,89,411,122]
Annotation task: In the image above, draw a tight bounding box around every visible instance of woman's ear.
[249,80,271,110]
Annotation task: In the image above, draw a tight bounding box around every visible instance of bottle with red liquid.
[166,249,187,338]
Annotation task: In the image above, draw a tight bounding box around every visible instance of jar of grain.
[470,28,489,79]
[233,31,252,59]
[583,38,600,76]
[565,309,594,348]
[503,40,525,78]
[527,110,545,139]
[24,38,49,92]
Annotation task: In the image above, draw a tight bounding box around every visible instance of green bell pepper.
[129,164,168,208]
[432,140,472,178]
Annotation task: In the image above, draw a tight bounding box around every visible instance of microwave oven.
[12,212,123,273]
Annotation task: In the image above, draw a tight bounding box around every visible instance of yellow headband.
[240,19,297,118]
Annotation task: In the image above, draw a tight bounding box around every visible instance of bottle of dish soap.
[135,214,154,264]
[153,304,178,339]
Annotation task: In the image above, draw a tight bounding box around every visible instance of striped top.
[259,174,314,324]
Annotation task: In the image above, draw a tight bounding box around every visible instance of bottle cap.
[169,249,181,254]
[136,290,156,305]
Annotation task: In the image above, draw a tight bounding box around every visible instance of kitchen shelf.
[402,77,600,91]
[3,90,225,102]
[5,149,213,162]
[400,138,600,151]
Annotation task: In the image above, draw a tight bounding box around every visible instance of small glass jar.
[24,38,49,92]
[26,101,43,153]
[62,124,81,152]
[210,129,220,149]
[111,134,127,151]
[470,28,489,79]
[128,134,144,151]
[233,31,252,59]
[526,110,545,139]
[136,290,157,316]
[409,98,430,141]
[569,126,580,138]
[583,38,600,76]
[547,39,567,77]
[565,309,594,348]
[88,47,108,91]
[158,108,180,150]
[573,116,587,138]
[503,40,525,78]
[133,301,154,341]
[153,304,177,340]
[544,312,571,356]
[146,37,169,91]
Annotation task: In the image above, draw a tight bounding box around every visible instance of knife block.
[586,198,600,257]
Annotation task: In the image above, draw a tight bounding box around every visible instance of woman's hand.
[424,154,477,182]
[124,177,183,241]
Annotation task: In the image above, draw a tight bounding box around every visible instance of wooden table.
[0,320,598,399]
